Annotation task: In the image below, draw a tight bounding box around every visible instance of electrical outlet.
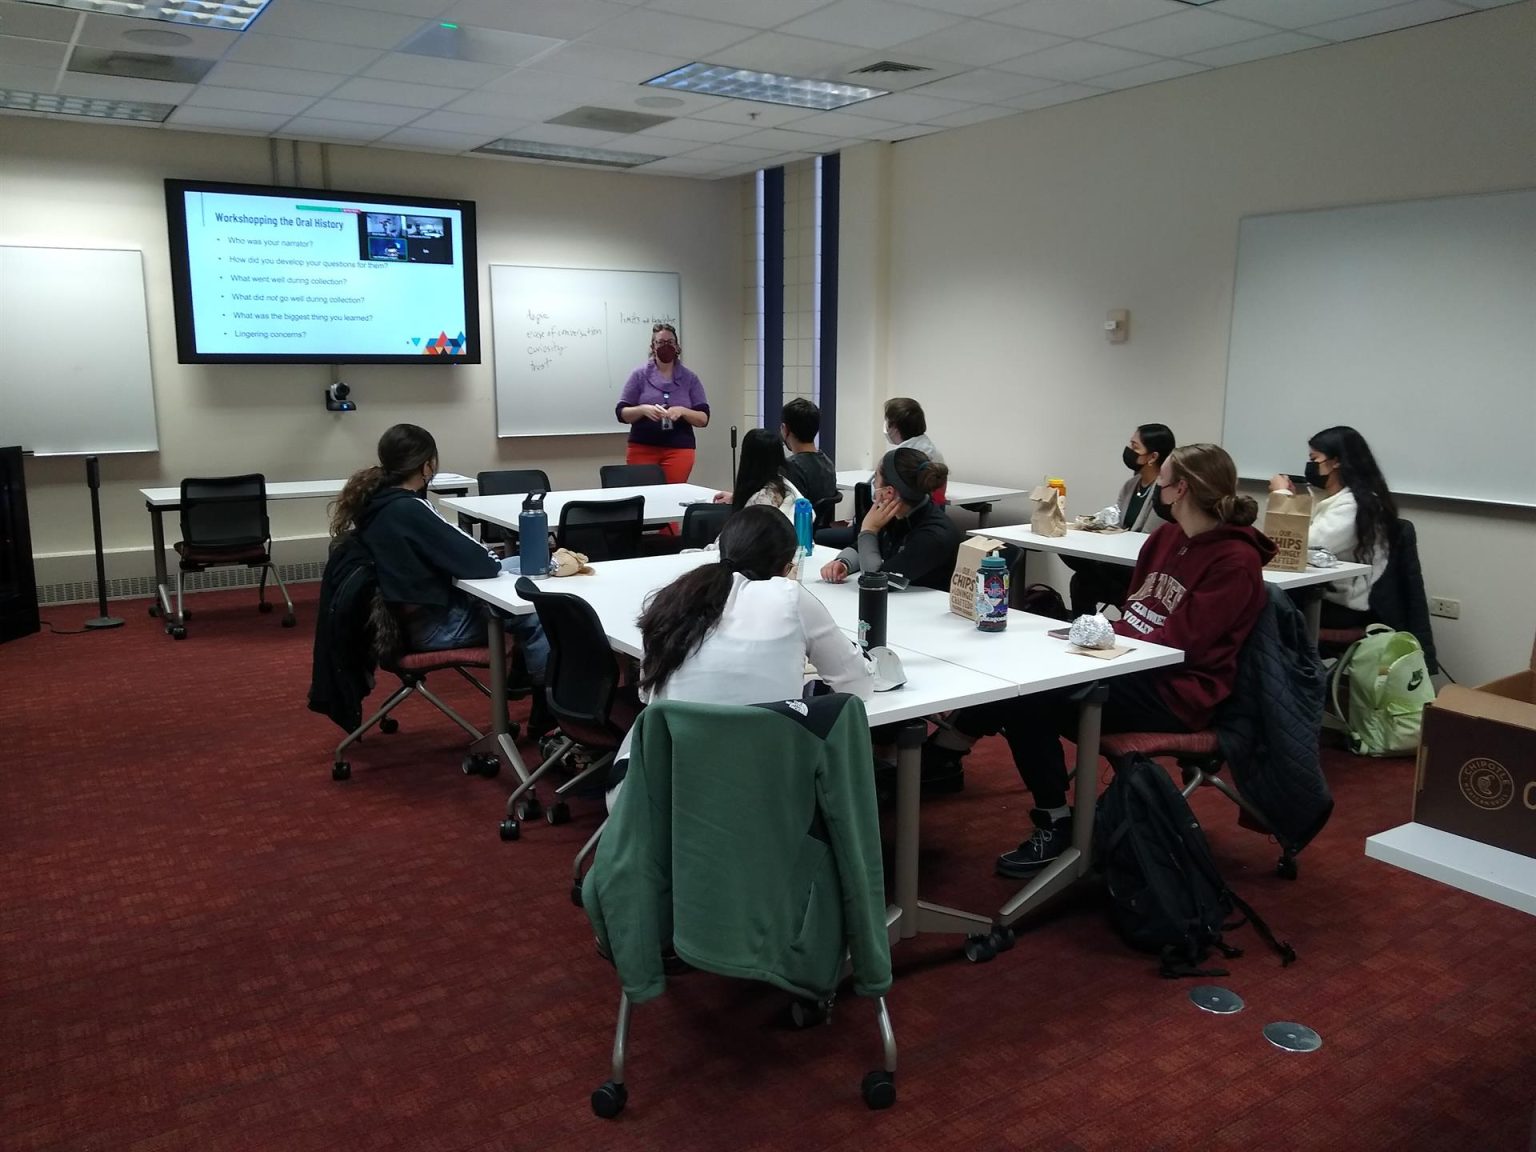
[1429,597,1461,620]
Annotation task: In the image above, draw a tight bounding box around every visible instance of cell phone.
[1287,474,1311,490]
[1048,627,1071,640]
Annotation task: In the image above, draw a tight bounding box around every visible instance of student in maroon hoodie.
[924,443,1275,877]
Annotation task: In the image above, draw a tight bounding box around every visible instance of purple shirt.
[616,361,709,449]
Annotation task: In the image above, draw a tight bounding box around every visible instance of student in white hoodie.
[1269,425,1398,627]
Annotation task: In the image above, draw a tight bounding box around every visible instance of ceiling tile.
[900,65,1059,101]
[580,10,756,57]
[443,0,628,39]
[1094,9,1273,55]
[1300,0,1472,42]
[633,116,760,143]
[184,85,317,115]
[75,12,239,56]
[707,32,871,75]
[280,116,394,142]
[441,87,580,121]
[890,19,1066,67]
[362,51,511,87]
[1093,57,1208,88]
[168,106,293,132]
[0,1,80,43]
[676,142,782,163]
[730,126,843,152]
[225,33,384,75]
[409,108,530,134]
[989,0,1186,38]
[647,0,834,28]
[778,0,963,49]
[305,97,424,125]
[869,121,945,139]
[502,121,622,147]
[997,40,1160,80]
[1200,0,1416,29]
[924,102,1018,126]
[310,0,455,16]
[998,81,1105,108]
[204,61,347,97]
[55,74,192,102]
[688,99,822,128]
[0,64,66,93]
[632,155,734,175]
[246,2,427,49]
[0,34,67,71]
[887,0,1019,15]
[773,109,905,137]
[1184,29,1324,66]
[398,24,565,67]
[377,126,488,150]
[614,132,711,156]
[327,76,465,108]
[530,42,690,83]
[857,90,973,121]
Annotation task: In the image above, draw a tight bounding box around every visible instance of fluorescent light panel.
[474,138,664,169]
[645,63,887,111]
[0,87,174,121]
[18,0,271,31]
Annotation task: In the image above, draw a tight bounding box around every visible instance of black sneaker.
[995,810,1070,878]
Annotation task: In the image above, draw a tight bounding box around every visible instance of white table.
[836,470,1029,528]
[1365,823,1536,916]
[439,484,718,535]
[459,545,1184,947]
[139,472,475,632]
[973,522,1374,643]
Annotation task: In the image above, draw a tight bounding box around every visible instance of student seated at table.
[332,423,551,709]
[924,444,1274,877]
[779,397,839,507]
[1064,422,1175,616]
[608,506,873,806]
[820,447,960,592]
[883,396,943,465]
[713,427,805,519]
[1268,425,1397,629]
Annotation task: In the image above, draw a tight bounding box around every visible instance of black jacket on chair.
[308,533,377,733]
[1368,519,1438,675]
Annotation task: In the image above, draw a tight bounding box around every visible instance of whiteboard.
[0,246,159,455]
[1222,189,1536,507]
[490,265,680,438]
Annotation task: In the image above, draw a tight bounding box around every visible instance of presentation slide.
[166,181,478,363]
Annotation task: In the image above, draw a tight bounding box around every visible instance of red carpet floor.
[4,586,1534,1152]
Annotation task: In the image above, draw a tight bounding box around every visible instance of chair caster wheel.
[861,1070,896,1111]
[789,998,833,1029]
[591,1080,627,1119]
[504,720,522,742]
[478,756,500,779]
[281,614,296,628]
[181,608,191,620]
[546,801,570,826]
[379,717,399,735]
[516,795,542,821]
[498,819,519,842]
[258,601,273,614]
[988,924,1015,953]
[170,625,187,640]
[332,761,350,781]
[570,882,584,907]
[1277,856,1298,881]
[963,934,996,963]
[539,735,565,762]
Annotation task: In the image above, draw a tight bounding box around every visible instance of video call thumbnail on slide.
[360,212,453,265]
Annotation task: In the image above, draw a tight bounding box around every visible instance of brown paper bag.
[949,536,1002,621]
[1262,489,1312,572]
[1029,485,1067,537]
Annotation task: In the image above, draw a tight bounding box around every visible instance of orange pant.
[625,443,695,485]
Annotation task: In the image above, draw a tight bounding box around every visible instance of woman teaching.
[614,322,710,483]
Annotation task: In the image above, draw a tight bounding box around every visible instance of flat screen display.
[164,179,479,364]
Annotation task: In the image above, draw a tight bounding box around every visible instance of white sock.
[1045,805,1071,824]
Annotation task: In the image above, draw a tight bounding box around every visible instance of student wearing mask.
[1269,425,1396,628]
[1065,422,1176,615]
[821,447,960,592]
[883,397,943,463]
[779,397,839,507]
[713,426,805,518]
[924,444,1273,875]
[615,323,710,484]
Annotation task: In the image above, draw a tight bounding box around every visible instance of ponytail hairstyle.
[1135,422,1175,467]
[730,427,790,510]
[329,423,438,537]
[878,446,949,507]
[1307,425,1398,567]
[1166,443,1258,527]
[637,506,795,696]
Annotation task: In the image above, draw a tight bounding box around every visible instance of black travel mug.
[857,571,889,652]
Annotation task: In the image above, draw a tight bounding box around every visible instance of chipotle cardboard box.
[1262,488,1312,573]
[950,536,1003,621]
[1412,636,1536,859]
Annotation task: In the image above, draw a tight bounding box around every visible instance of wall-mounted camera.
[325,381,355,412]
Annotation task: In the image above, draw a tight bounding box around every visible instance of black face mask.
[1152,484,1178,523]
[1123,446,1143,471]
[1304,460,1325,488]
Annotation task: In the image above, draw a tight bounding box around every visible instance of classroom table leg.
[146,502,176,623]
[995,695,1104,930]
[474,614,530,783]
[1302,597,1321,648]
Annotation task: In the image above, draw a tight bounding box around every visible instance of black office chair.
[170,474,293,639]
[600,464,665,488]
[852,481,872,525]
[678,502,731,550]
[473,469,551,544]
[812,493,842,529]
[1317,519,1438,675]
[500,577,640,845]
[558,496,644,562]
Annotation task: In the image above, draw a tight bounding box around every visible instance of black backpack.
[1095,755,1296,978]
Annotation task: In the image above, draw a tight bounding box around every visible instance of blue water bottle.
[518,491,550,577]
[793,497,814,580]
[976,552,1009,632]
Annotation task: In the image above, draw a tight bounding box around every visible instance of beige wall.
[2,118,744,586]
[853,1,1536,683]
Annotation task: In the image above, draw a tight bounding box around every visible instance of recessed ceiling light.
[0,87,174,122]
[122,28,194,46]
[635,95,685,109]
[16,1,272,32]
[473,138,665,169]
[644,63,887,111]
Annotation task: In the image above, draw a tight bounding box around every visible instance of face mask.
[1152,483,1178,523]
[885,426,901,446]
[1123,446,1143,471]
[654,342,677,364]
[1303,460,1325,488]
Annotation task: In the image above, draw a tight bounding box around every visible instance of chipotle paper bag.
[1029,485,1067,537]
[950,536,1003,621]
[1263,489,1312,572]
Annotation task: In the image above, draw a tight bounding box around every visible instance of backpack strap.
[1329,634,1366,721]
[1225,888,1296,967]
[1159,943,1229,980]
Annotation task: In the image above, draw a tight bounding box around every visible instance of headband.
[880,449,929,506]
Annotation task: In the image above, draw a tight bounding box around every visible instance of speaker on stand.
[83,455,124,631]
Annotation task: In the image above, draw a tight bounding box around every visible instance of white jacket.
[1308,488,1388,611]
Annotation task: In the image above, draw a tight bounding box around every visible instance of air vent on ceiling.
[67,48,216,84]
[847,61,933,76]
[545,106,674,135]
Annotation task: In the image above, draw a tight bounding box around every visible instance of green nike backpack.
[1328,624,1437,757]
